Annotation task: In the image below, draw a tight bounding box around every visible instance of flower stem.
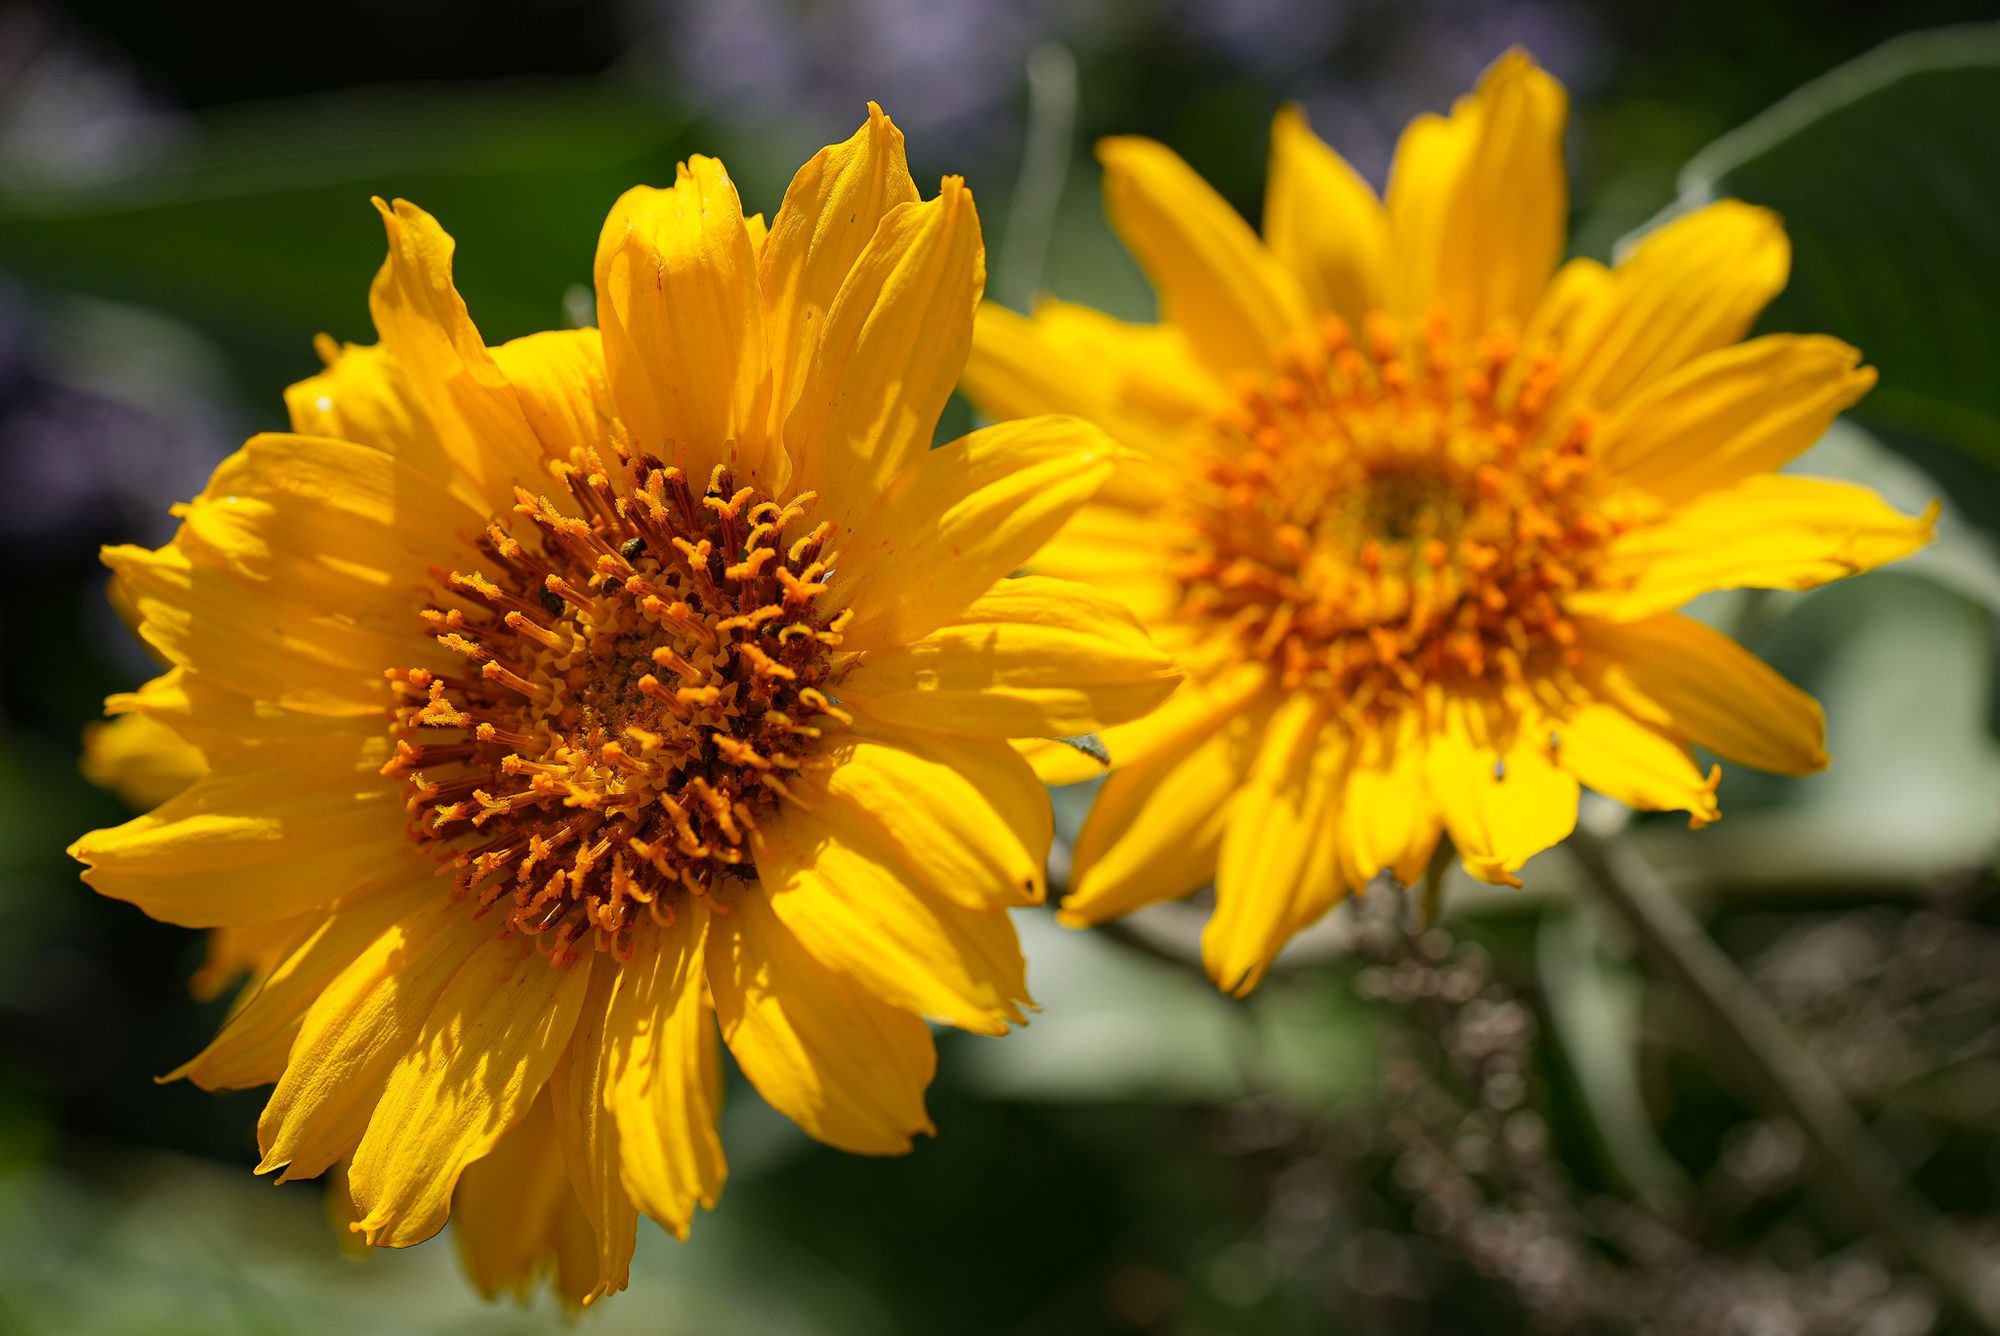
[1566,818,1999,1335]
[993,42,1078,311]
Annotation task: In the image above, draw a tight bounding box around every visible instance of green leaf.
[1673,24,2000,467]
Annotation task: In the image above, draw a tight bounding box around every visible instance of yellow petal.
[1063,671,1269,928]
[368,199,550,500]
[606,904,726,1239]
[760,102,918,431]
[708,885,935,1154]
[174,433,475,636]
[1549,698,1721,825]
[961,300,1218,466]
[807,725,1051,910]
[1557,200,1789,412]
[547,957,637,1302]
[169,876,431,1091]
[1580,614,1828,776]
[1574,475,1935,620]
[1205,694,1346,996]
[1097,135,1312,374]
[1387,50,1567,335]
[1516,256,1611,356]
[187,913,307,1003]
[835,415,1125,650]
[1337,710,1442,889]
[1264,104,1388,325]
[80,709,204,811]
[256,894,488,1183]
[286,339,422,453]
[594,157,774,488]
[755,805,1030,1037]
[348,940,592,1247]
[102,541,406,717]
[785,177,984,537]
[1025,497,1182,626]
[452,1095,573,1301]
[1423,695,1578,888]
[490,327,618,461]
[839,575,1179,739]
[1599,335,1876,503]
[70,733,403,927]
[1012,736,1108,788]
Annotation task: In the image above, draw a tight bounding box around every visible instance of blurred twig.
[993,42,1077,311]
[1566,812,2000,1335]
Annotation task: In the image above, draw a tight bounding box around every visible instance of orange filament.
[1177,312,1623,718]
[385,453,850,967]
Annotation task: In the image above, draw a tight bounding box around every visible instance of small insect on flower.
[70,104,1176,1304]
[962,50,1933,997]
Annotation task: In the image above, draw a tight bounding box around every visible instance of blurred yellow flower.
[963,51,1932,995]
[70,104,1173,1302]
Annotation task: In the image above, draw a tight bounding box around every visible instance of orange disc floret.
[1176,313,1621,719]
[384,450,851,966]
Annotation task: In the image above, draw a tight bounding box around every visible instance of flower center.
[1176,313,1621,716]
[384,453,849,966]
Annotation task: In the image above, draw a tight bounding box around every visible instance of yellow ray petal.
[1205,694,1346,996]
[1063,671,1269,927]
[834,415,1125,650]
[785,178,984,537]
[1338,710,1442,889]
[187,913,308,1003]
[961,300,1221,467]
[81,709,203,811]
[708,885,936,1155]
[1264,104,1389,326]
[1556,200,1790,412]
[1580,614,1828,776]
[168,876,431,1091]
[286,339,422,452]
[1387,49,1567,336]
[1573,474,1935,620]
[174,433,476,636]
[1012,736,1109,788]
[101,541,408,718]
[760,102,918,432]
[547,957,637,1302]
[1599,335,1876,504]
[594,157,774,488]
[452,1095,573,1302]
[838,575,1179,739]
[368,199,550,500]
[755,805,1030,1037]
[490,327,618,461]
[1025,496,1182,627]
[606,904,726,1239]
[1549,697,1722,825]
[1096,135,1313,374]
[807,725,1051,910]
[348,940,592,1248]
[1516,256,1611,357]
[255,894,488,1184]
[1423,695,1578,888]
[70,733,403,927]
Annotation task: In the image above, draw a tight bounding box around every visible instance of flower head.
[963,51,1932,995]
[71,105,1175,1301]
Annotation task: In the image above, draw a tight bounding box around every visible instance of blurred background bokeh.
[3,1,1999,1332]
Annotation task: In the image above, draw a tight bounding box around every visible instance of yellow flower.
[962,51,1933,996]
[69,105,1175,1303]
